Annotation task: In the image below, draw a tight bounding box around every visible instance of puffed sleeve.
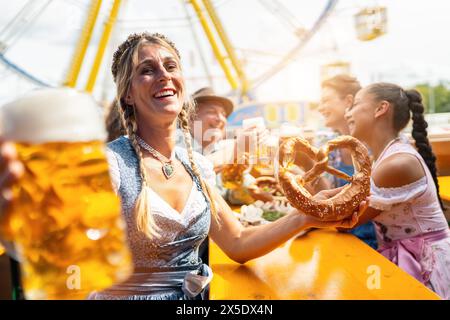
[369,176,427,211]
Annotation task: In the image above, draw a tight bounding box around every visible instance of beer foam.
[242,117,265,130]
[0,88,107,143]
[265,135,279,147]
[279,123,302,137]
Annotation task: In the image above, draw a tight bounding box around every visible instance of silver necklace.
[136,136,175,179]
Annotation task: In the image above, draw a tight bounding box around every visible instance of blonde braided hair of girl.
[113,32,218,238]
[178,102,219,224]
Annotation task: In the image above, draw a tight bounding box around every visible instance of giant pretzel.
[277,135,371,221]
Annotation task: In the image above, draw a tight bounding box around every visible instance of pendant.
[162,163,175,179]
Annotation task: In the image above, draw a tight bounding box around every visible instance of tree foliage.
[414,81,450,114]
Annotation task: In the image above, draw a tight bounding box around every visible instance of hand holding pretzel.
[277,135,371,221]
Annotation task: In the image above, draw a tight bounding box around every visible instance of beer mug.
[278,124,303,160]
[250,133,278,177]
[242,117,265,166]
[0,88,132,299]
[220,119,261,190]
[221,163,249,190]
[279,123,302,147]
[220,137,248,190]
[274,123,303,179]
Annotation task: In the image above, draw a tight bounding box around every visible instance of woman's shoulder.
[106,136,139,167]
[369,153,428,211]
[107,135,129,150]
[192,149,211,165]
[373,153,425,188]
[107,135,136,157]
[175,146,212,169]
[175,146,216,185]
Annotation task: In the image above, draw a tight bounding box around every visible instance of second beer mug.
[0,88,132,299]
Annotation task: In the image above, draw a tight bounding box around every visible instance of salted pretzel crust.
[278,135,371,221]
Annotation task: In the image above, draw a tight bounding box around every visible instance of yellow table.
[438,176,450,202]
[209,229,440,300]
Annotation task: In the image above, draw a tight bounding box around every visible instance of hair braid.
[105,99,125,142]
[112,31,220,237]
[112,32,185,238]
[405,89,445,211]
[178,103,219,224]
[118,100,161,237]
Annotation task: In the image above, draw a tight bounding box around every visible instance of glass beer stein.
[278,123,302,147]
[221,162,249,190]
[0,88,132,299]
[278,124,303,162]
[220,121,256,190]
[273,124,304,178]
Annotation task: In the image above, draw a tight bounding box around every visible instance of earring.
[124,95,133,105]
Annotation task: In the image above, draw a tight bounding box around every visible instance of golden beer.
[278,124,303,161]
[221,163,248,190]
[0,88,132,299]
[250,134,278,178]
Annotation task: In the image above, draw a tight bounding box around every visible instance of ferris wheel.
[0,0,388,104]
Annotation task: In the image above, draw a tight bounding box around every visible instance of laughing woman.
[0,32,362,300]
[345,83,450,299]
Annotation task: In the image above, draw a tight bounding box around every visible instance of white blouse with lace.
[106,148,216,194]
[369,136,448,242]
[106,148,216,246]
[368,136,450,300]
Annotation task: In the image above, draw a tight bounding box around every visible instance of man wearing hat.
[188,87,234,158]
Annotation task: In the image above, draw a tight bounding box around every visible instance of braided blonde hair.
[178,102,218,222]
[112,32,218,238]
